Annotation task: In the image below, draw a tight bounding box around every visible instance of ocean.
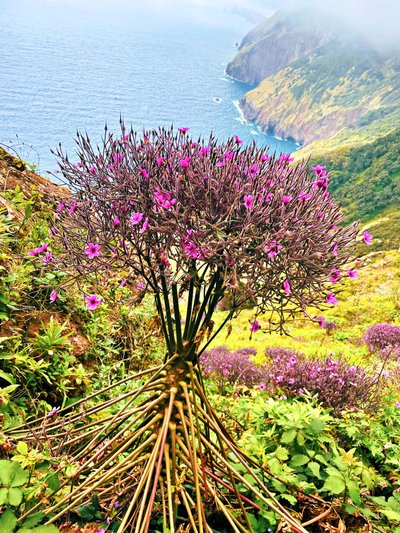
[0,0,296,179]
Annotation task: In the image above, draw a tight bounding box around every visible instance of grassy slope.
[209,250,400,366]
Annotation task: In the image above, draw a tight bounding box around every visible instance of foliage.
[263,349,381,414]
[200,346,263,390]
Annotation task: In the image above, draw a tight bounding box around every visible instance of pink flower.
[247,163,259,175]
[331,243,338,257]
[138,166,149,179]
[120,279,127,287]
[154,190,176,210]
[250,320,261,333]
[279,153,294,163]
[234,135,243,145]
[316,316,325,328]
[130,212,144,225]
[48,406,60,417]
[140,217,149,233]
[113,217,121,226]
[313,177,329,190]
[38,243,48,253]
[347,269,358,279]
[29,247,40,257]
[68,203,77,215]
[42,251,53,265]
[156,157,164,166]
[282,195,292,204]
[84,242,101,259]
[261,154,270,162]
[199,146,210,157]
[160,253,170,267]
[312,164,327,177]
[298,191,312,201]
[76,162,83,168]
[137,282,145,290]
[89,165,96,174]
[178,127,190,134]
[85,294,102,311]
[179,156,191,168]
[49,227,58,236]
[326,292,338,306]
[49,290,58,303]
[363,231,373,245]
[243,195,253,209]
[283,279,291,296]
[57,203,65,213]
[259,384,266,391]
[224,151,234,160]
[329,269,341,284]
[264,241,283,259]
[396,402,400,408]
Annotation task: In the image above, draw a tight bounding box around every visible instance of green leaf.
[296,432,306,445]
[290,454,309,467]
[0,460,28,487]
[0,487,9,505]
[346,481,361,505]
[20,526,59,533]
[275,446,289,461]
[307,461,321,479]
[308,418,324,434]
[46,473,60,492]
[0,508,17,533]
[8,487,23,506]
[323,475,346,495]
[281,429,296,443]
[0,370,15,384]
[16,442,28,455]
[21,513,45,529]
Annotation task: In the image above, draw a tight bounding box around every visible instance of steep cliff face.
[226,9,334,85]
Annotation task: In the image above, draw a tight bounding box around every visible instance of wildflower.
[29,247,40,257]
[261,153,270,162]
[138,166,149,179]
[331,243,338,257]
[48,406,60,417]
[247,163,259,175]
[140,217,149,233]
[199,146,210,156]
[179,156,191,168]
[279,153,294,163]
[90,165,96,174]
[363,231,373,245]
[243,195,253,209]
[259,384,266,391]
[312,164,327,177]
[347,269,358,279]
[224,151,234,160]
[156,157,164,166]
[68,202,77,215]
[326,292,338,306]
[250,320,261,333]
[76,162,83,168]
[396,402,400,408]
[329,268,341,284]
[49,226,58,236]
[57,203,65,213]
[178,127,190,134]
[316,316,325,328]
[282,195,292,204]
[84,242,101,259]
[85,294,102,311]
[283,279,291,296]
[154,190,176,210]
[49,290,58,303]
[264,241,283,259]
[137,282,145,290]
[160,253,170,267]
[234,135,243,145]
[120,279,127,287]
[298,191,312,201]
[42,251,53,265]
[130,212,144,225]
[113,217,121,226]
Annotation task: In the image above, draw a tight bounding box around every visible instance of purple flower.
[68,203,77,215]
[347,269,358,279]
[282,195,292,204]
[363,231,373,245]
[57,203,65,213]
[279,153,294,164]
[250,320,261,333]
[29,247,40,257]
[243,195,253,209]
[84,242,101,259]
[199,146,210,157]
[326,292,338,306]
[49,290,58,303]
[137,282,145,290]
[259,384,266,391]
[312,164,327,177]
[156,157,164,166]
[85,294,102,311]
[283,279,291,296]
[120,279,127,287]
[48,406,60,417]
[396,402,400,408]
[298,191,312,201]
[316,316,325,328]
[234,135,243,145]
[42,251,54,265]
[113,217,121,226]
[179,156,191,168]
[130,212,144,225]
[140,217,149,233]
[138,166,149,179]
[178,127,190,134]
[329,268,341,284]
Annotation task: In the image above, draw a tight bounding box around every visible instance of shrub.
[200,346,264,388]
[363,323,400,352]
[263,349,380,414]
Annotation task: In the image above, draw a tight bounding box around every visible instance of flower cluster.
[363,323,400,353]
[51,124,361,335]
[262,348,379,414]
[200,346,264,388]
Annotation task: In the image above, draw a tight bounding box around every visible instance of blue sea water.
[0,0,296,179]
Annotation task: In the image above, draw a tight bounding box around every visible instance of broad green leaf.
[19,526,59,533]
[346,481,361,505]
[296,432,306,446]
[323,475,346,495]
[21,513,45,529]
[0,508,17,533]
[8,487,23,506]
[0,487,9,505]
[275,446,289,461]
[290,454,309,467]
[307,461,321,479]
[16,441,28,455]
[46,473,60,492]
[0,460,28,487]
[0,370,15,384]
[281,429,296,444]
[308,418,324,434]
